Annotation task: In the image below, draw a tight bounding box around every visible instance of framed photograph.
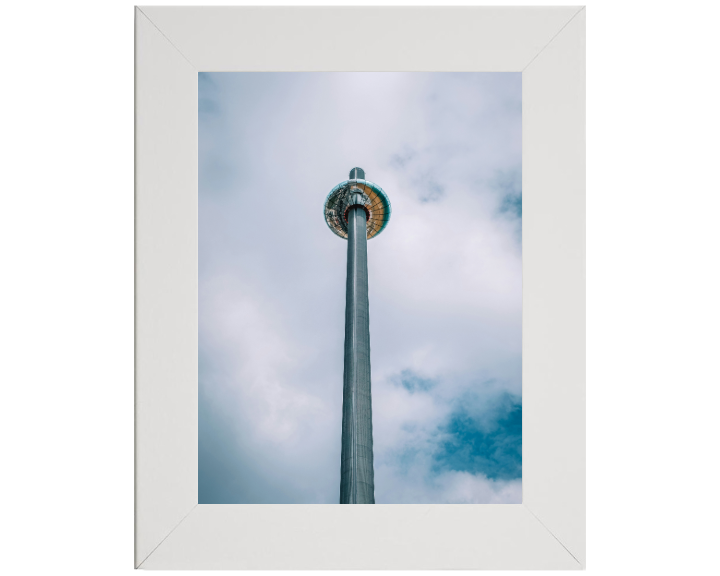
[136,6,585,569]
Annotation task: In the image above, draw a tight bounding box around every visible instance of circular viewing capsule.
[323,176,392,240]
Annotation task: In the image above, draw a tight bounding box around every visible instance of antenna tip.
[349,167,365,179]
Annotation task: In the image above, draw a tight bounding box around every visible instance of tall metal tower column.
[323,168,391,505]
[340,204,374,504]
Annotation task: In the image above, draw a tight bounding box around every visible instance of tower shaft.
[340,205,375,504]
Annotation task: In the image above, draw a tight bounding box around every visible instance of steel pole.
[340,205,375,504]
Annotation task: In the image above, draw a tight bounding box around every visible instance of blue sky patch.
[493,168,522,219]
[433,392,522,480]
[394,369,437,393]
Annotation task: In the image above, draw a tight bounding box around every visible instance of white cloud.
[436,472,522,504]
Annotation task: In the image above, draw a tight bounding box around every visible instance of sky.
[198,72,522,504]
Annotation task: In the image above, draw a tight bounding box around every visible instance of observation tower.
[323,167,392,504]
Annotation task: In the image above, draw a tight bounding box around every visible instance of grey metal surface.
[340,205,375,504]
[349,167,365,179]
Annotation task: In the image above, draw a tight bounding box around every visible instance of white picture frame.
[135,6,585,570]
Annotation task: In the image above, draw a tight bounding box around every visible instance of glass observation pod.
[323,179,392,240]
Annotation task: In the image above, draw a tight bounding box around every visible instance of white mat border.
[135,6,585,569]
